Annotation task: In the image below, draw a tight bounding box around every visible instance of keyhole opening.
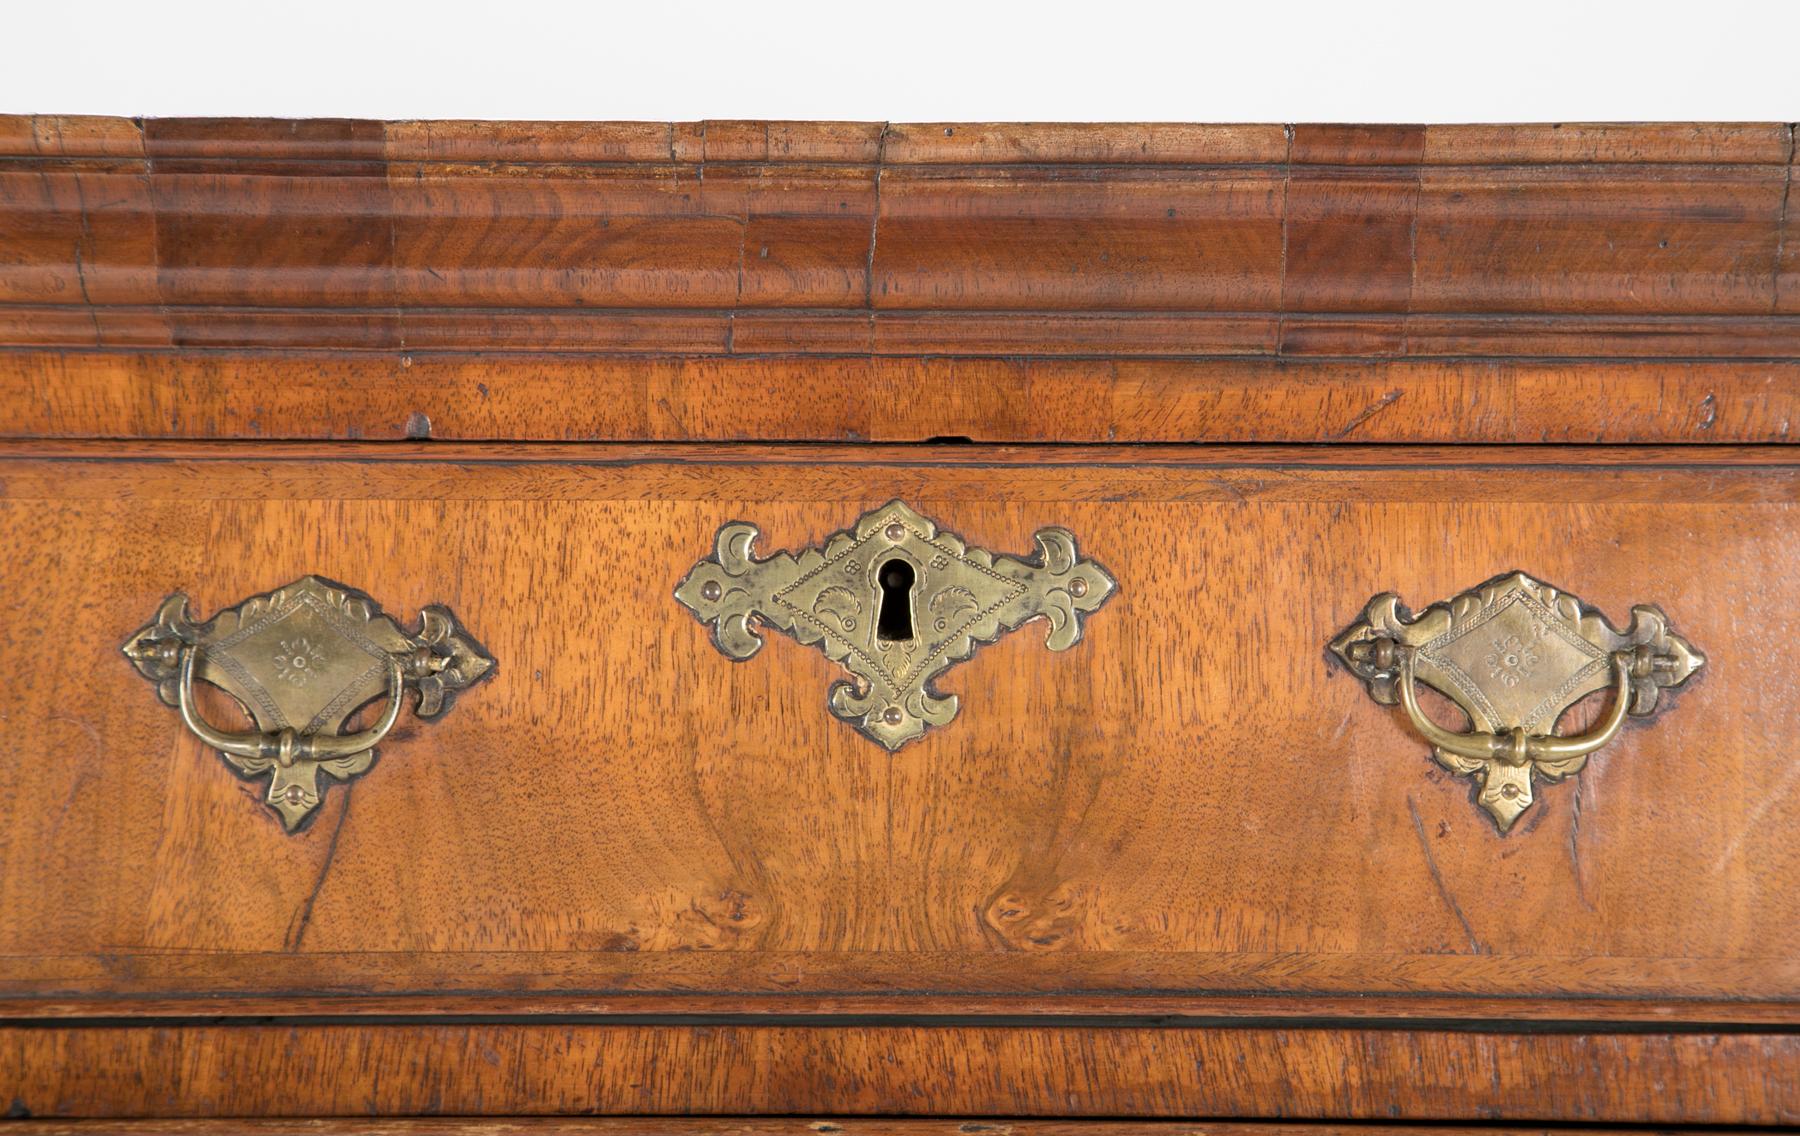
[876,559,916,642]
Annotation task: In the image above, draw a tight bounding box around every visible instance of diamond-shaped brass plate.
[1331,572,1703,832]
[123,577,494,831]
[675,501,1116,749]
[1425,587,1612,735]
[196,580,403,740]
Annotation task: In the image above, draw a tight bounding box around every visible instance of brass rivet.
[882,707,904,725]
[701,581,722,601]
[884,522,906,541]
[1068,578,1089,598]
[1500,783,1520,799]
[283,786,307,804]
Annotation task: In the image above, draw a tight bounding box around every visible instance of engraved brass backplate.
[675,501,1116,749]
[1330,572,1703,832]
[123,577,494,831]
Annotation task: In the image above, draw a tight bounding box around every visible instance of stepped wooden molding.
[1,117,1795,441]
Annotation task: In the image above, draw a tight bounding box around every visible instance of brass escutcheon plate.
[123,576,494,831]
[675,501,1116,749]
[1330,571,1703,832]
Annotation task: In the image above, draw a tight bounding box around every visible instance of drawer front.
[0,444,1794,1013]
[1,442,1797,1121]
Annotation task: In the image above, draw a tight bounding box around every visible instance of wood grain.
[1,118,1795,442]
[3,354,1791,444]
[0,444,1793,1024]
[4,117,1797,1120]
[0,1125,1766,1136]
[2,1023,1795,1121]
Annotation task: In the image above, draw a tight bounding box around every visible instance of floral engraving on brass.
[1330,572,1703,832]
[675,501,1116,750]
[122,576,494,831]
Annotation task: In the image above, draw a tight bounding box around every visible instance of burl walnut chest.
[1,118,1796,1132]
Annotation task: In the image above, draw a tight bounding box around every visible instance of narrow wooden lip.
[3,117,1794,166]
[0,1124,1726,1134]
[2,995,1796,1028]
[3,440,1798,466]
[4,948,1796,1024]
[0,1123,1744,1136]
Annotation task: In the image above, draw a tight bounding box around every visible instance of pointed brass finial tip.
[1478,763,1534,833]
[264,759,326,829]
[267,784,320,831]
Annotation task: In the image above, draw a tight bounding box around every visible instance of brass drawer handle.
[1331,572,1703,832]
[123,576,494,831]
[1396,647,1629,765]
[178,648,404,764]
[676,500,1115,749]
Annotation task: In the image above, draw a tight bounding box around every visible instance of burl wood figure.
[0,118,1795,1129]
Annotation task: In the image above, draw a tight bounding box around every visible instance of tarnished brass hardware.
[675,500,1116,749]
[1396,649,1631,767]
[123,577,494,831]
[1330,572,1703,832]
[177,650,405,764]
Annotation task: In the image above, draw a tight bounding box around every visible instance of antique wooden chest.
[1,118,1796,1130]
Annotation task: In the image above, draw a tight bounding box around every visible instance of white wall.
[4,0,1796,121]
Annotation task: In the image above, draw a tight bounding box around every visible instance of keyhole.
[876,559,916,641]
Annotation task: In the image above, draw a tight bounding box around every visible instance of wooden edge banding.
[0,442,1796,511]
[5,439,1800,465]
[4,353,1796,444]
[2,947,1796,1021]
[2,1023,1794,1122]
[3,117,1792,165]
[0,444,1796,505]
[0,1123,1768,1136]
[3,996,1798,1027]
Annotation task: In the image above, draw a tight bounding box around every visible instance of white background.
[3,0,1797,122]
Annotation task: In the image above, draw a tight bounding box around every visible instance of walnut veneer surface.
[1,118,1797,443]
[0,119,1795,1125]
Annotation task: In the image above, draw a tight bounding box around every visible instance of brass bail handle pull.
[177,645,404,763]
[1331,574,1702,832]
[1395,646,1631,765]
